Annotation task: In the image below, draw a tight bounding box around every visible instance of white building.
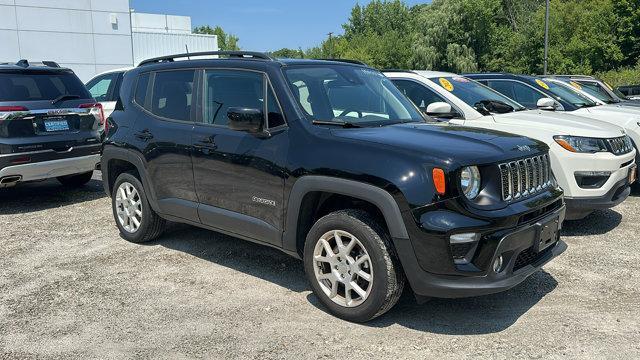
[0,1,217,81]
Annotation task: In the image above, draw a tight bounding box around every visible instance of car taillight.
[0,106,28,112]
[0,106,28,120]
[80,103,107,134]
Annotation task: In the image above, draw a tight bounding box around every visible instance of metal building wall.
[0,0,134,82]
[132,32,218,66]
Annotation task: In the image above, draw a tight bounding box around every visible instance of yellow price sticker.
[439,78,454,92]
[535,79,550,90]
[569,81,582,90]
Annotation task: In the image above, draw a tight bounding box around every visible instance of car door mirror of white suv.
[537,97,556,110]
[425,102,458,119]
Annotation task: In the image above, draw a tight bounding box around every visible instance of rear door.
[0,69,101,155]
[128,69,199,222]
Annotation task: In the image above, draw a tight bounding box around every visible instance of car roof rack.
[315,58,368,66]
[9,60,61,68]
[138,51,275,66]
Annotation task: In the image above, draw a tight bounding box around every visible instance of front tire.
[303,209,405,322]
[112,172,165,243]
[57,171,94,187]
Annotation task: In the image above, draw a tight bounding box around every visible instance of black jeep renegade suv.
[101,51,567,322]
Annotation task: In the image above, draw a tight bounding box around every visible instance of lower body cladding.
[0,154,100,187]
[394,195,566,300]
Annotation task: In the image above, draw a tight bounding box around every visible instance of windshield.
[283,65,424,126]
[430,76,526,114]
[539,79,598,108]
[0,71,91,102]
[572,80,618,103]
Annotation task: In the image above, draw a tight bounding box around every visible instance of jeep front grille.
[499,154,552,201]
[606,136,633,155]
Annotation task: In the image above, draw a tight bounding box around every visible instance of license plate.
[629,165,637,184]
[44,119,69,132]
[536,216,560,253]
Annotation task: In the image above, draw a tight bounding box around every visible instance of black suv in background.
[0,60,103,188]
[102,51,567,322]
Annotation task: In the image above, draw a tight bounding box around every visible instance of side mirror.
[227,107,264,133]
[536,97,556,110]
[425,102,458,119]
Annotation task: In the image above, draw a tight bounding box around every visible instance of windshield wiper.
[51,94,80,105]
[312,120,362,128]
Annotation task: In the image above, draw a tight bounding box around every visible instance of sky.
[129,0,428,51]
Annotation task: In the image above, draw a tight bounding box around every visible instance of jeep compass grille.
[499,154,552,201]
[606,136,633,155]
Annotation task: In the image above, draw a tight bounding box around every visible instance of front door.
[192,68,288,246]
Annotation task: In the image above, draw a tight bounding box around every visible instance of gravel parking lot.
[1,172,639,359]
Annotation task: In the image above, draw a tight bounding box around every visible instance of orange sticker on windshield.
[439,78,454,91]
[535,79,550,90]
[569,81,582,90]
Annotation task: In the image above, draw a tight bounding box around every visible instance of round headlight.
[460,166,481,199]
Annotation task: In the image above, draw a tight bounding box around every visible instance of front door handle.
[134,130,154,141]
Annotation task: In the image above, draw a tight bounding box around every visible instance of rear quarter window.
[0,71,91,101]
[134,73,150,107]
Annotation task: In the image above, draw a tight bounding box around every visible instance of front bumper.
[565,178,631,219]
[396,193,567,298]
[0,154,100,183]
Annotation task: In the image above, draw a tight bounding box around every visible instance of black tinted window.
[512,82,543,108]
[150,70,194,121]
[0,71,90,101]
[393,79,447,110]
[267,86,285,127]
[204,70,264,126]
[134,73,150,107]
[486,80,515,100]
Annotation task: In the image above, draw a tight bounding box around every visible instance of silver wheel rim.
[313,230,373,307]
[115,182,142,233]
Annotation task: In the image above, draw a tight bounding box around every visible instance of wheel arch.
[283,176,409,257]
[101,146,161,213]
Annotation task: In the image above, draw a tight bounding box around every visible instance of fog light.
[493,255,504,273]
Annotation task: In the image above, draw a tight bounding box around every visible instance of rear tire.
[303,209,405,322]
[57,171,94,187]
[112,172,165,243]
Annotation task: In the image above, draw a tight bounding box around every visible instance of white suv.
[385,70,637,220]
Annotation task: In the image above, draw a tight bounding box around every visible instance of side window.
[134,73,150,107]
[150,70,195,122]
[267,85,285,128]
[392,79,448,110]
[486,80,516,100]
[511,82,544,108]
[86,73,118,102]
[203,70,264,126]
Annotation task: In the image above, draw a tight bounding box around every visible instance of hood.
[579,105,640,120]
[330,122,547,167]
[493,110,624,138]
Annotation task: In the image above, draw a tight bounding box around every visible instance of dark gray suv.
[0,60,102,188]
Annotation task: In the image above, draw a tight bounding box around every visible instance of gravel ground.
[1,172,639,359]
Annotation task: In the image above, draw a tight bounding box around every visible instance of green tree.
[614,0,640,67]
[193,25,240,51]
[270,48,305,59]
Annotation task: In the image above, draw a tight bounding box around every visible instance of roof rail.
[315,58,368,66]
[138,51,274,66]
[10,60,61,68]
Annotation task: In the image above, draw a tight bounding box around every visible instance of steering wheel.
[338,109,363,118]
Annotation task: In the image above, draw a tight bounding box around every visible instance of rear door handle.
[134,130,154,141]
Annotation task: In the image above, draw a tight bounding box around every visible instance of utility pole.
[543,0,550,75]
[327,32,334,58]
